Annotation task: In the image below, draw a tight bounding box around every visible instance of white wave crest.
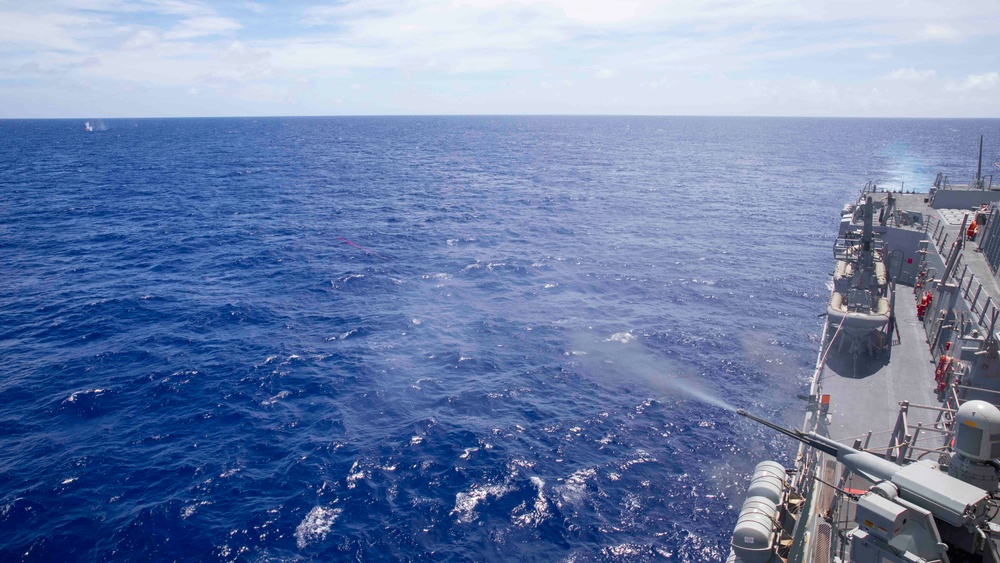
[295,505,342,549]
[512,476,550,527]
[606,331,636,344]
[65,388,106,403]
[346,460,365,489]
[557,467,596,507]
[451,481,511,524]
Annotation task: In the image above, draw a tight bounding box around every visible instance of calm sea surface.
[2,116,999,561]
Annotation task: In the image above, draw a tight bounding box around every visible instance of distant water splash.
[571,331,738,413]
[85,119,108,131]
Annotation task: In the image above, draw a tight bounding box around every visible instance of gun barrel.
[736,409,838,456]
[737,409,900,482]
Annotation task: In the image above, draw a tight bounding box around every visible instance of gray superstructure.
[729,140,1000,563]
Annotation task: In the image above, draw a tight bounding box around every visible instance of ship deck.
[817,282,942,445]
[817,191,1000,447]
[786,186,1000,563]
[894,192,1000,307]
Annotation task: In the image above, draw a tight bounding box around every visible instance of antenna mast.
[977,135,984,189]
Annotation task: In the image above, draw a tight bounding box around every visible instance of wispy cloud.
[243,2,266,14]
[949,72,1000,92]
[0,11,92,52]
[121,29,161,51]
[886,68,937,81]
[164,16,243,39]
[1,0,999,117]
[920,24,960,40]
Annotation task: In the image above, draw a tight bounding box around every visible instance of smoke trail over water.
[571,332,738,412]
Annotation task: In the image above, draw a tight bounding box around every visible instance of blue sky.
[1,0,998,118]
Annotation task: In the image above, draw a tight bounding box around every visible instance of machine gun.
[735,409,1000,563]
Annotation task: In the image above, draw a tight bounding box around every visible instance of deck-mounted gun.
[736,409,1000,563]
[737,409,901,485]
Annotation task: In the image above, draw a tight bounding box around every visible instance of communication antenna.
[977,135,984,189]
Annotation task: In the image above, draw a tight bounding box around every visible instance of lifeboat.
[833,259,887,290]
[827,291,890,337]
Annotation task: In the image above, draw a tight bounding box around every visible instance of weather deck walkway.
[817,284,941,446]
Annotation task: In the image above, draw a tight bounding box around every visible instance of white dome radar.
[949,400,1000,493]
[954,400,1000,461]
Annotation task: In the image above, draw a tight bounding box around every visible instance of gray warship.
[729,137,1000,562]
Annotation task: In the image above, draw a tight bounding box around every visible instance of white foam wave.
[618,450,655,471]
[606,331,636,344]
[451,481,512,524]
[557,467,596,507]
[334,328,358,340]
[65,388,106,403]
[603,543,644,557]
[261,390,290,406]
[295,505,342,549]
[346,460,365,489]
[512,476,550,527]
[180,500,211,520]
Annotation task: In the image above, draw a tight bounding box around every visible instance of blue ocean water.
[2,116,999,561]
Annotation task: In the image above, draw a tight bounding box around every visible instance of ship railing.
[832,236,886,261]
[952,383,1000,405]
[927,214,943,249]
[917,246,1000,359]
[970,174,994,191]
[857,386,1000,466]
[919,255,1000,359]
[884,208,927,230]
[977,205,1000,275]
[832,237,854,261]
[949,265,1000,335]
[830,400,959,466]
[935,173,952,190]
[928,215,951,255]
[816,415,961,563]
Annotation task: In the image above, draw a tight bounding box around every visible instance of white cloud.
[920,24,959,40]
[451,55,515,74]
[641,76,670,89]
[886,68,937,81]
[3,0,1000,117]
[122,29,161,50]
[949,72,1000,91]
[452,0,649,24]
[138,0,215,17]
[164,16,242,39]
[0,11,90,51]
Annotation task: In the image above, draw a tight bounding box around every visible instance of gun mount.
[735,409,1000,563]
